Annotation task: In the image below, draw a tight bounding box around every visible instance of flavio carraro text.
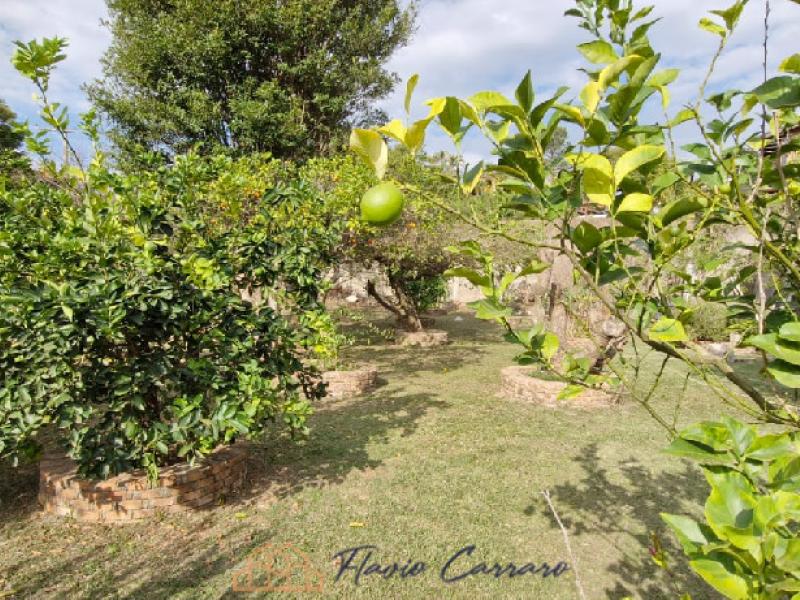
[332,544,570,586]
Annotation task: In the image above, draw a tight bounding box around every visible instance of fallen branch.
[542,489,587,600]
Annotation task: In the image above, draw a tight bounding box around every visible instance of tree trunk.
[387,274,424,332]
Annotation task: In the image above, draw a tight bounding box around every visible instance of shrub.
[406,275,448,313]
[688,301,729,342]
[0,153,339,479]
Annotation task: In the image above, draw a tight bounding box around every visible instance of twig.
[541,490,587,600]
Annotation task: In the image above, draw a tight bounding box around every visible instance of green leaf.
[518,260,549,276]
[689,558,749,599]
[557,384,585,401]
[439,96,463,137]
[571,153,614,206]
[405,118,431,153]
[774,539,800,574]
[485,119,511,143]
[571,221,602,254]
[457,99,481,126]
[652,172,681,196]
[779,322,800,342]
[377,119,407,144]
[349,129,388,179]
[711,1,747,31]
[665,437,726,462]
[467,298,513,321]
[744,434,796,461]
[554,104,585,127]
[60,304,74,321]
[648,318,688,343]
[705,469,758,542]
[617,193,653,213]
[444,267,491,288]
[768,360,800,389]
[779,54,800,75]
[469,91,514,112]
[670,108,696,127]
[751,76,800,109]
[461,161,485,195]
[404,74,419,114]
[747,333,800,365]
[541,333,560,361]
[599,55,644,89]
[659,198,704,227]
[661,513,711,553]
[577,40,619,64]
[614,145,665,184]
[699,18,727,37]
[515,70,535,113]
[648,69,680,87]
[580,81,602,113]
[530,87,568,127]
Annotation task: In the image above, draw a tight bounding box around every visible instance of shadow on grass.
[526,443,713,600]
[0,387,447,599]
[0,456,39,527]
[244,389,448,501]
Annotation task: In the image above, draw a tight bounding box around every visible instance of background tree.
[0,99,29,180]
[88,0,416,161]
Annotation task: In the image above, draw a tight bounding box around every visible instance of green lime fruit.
[360,183,404,227]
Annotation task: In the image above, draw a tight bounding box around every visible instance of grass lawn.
[0,313,738,599]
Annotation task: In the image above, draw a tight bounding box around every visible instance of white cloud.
[0,0,795,162]
[380,0,798,161]
[1,0,109,112]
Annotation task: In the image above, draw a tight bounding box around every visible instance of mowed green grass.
[0,313,735,599]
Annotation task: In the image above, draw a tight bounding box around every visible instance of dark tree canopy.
[88,0,416,160]
[0,100,24,153]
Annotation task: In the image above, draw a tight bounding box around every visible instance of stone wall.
[38,444,248,523]
[321,367,379,398]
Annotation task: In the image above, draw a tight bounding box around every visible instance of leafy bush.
[688,301,729,342]
[0,42,341,479]
[662,418,800,599]
[405,275,447,313]
[0,158,340,479]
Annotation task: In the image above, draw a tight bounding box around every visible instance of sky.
[0,0,796,164]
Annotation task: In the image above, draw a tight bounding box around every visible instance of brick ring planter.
[396,329,449,347]
[500,366,618,409]
[321,367,379,399]
[38,443,249,523]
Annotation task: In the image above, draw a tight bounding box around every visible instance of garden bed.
[321,367,379,398]
[500,366,618,409]
[396,329,449,347]
[38,444,249,524]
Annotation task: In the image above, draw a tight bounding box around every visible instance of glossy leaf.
[617,193,653,213]
[349,129,388,179]
[404,74,419,115]
[577,40,619,64]
[515,70,535,113]
[648,318,688,343]
[614,145,665,184]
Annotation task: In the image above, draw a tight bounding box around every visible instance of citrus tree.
[0,39,341,479]
[302,151,465,332]
[350,0,800,596]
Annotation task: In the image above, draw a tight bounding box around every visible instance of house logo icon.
[232,542,324,593]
